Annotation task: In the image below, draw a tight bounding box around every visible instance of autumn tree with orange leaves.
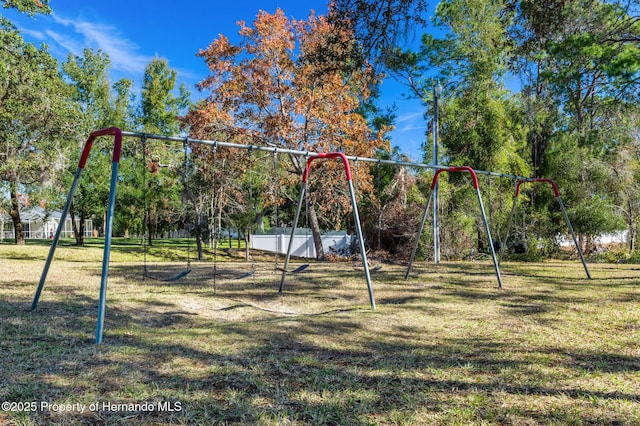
[184,8,389,259]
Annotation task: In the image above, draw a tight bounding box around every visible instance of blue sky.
[3,0,428,160]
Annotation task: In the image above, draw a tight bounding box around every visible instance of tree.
[139,57,190,135]
[329,0,429,67]
[185,9,387,259]
[609,133,640,253]
[509,0,640,251]
[386,0,531,254]
[62,48,135,245]
[0,18,75,244]
[1,0,50,15]
[138,58,192,251]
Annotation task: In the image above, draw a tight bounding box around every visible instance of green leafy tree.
[0,18,75,244]
[1,0,50,15]
[139,57,190,135]
[137,58,191,250]
[510,0,640,252]
[386,0,530,255]
[62,48,135,245]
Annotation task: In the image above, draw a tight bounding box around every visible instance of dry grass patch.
[1,242,639,424]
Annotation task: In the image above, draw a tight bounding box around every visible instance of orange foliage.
[184,8,389,231]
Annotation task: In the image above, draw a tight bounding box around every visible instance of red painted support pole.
[32,127,123,344]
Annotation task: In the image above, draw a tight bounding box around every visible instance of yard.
[0,240,639,425]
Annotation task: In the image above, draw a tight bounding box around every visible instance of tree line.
[1,0,639,262]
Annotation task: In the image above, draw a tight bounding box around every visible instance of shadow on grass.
[5,297,639,425]
[3,261,639,424]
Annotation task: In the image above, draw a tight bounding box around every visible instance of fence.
[250,229,353,258]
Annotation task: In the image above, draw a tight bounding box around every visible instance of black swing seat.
[235,271,255,280]
[275,263,310,273]
[292,264,310,273]
[144,269,191,282]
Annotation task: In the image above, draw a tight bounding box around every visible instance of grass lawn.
[1,240,639,425]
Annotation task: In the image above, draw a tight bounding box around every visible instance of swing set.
[278,152,376,310]
[31,128,591,344]
[404,166,504,288]
[500,178,591,278]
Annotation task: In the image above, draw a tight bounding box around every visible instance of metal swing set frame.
[404,166,504,289]
[31,127,591,343]
[500,178,591,278]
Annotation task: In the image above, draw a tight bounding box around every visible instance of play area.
[32,129,594,343]
[3,0,639,421]
[1,241,639,424]
[1,128,638,424]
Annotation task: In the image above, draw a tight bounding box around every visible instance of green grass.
[1,242,639,425]
[0,237,259,264]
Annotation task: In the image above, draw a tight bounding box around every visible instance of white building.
[0,207,93,240]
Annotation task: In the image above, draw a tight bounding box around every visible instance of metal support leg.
[433,182,440,264]
[95,161,120,344]
[558,196,591,279]
[476,188,504,289]
[279,183,306,293]
[405,190,434,279]
[32,168,83,310]
[347,179,376,310]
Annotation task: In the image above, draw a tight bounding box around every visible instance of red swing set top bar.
[78,127,123,168]
[302,152,352,183]
[431,166,479,190]
[515,178,560,198]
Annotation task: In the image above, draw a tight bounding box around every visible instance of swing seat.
[145,268,191,282]
[275,264,310,273]
[353,264,382,272]
[292,264,310,273]
[235,271,255,280]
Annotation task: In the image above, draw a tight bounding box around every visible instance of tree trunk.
[196,236,203,261]
[627,196,635,254]
[78,211,86,246]
[244,228,250,261]
[307,202,325,260]
[289,153,324,259]
[69,204,84,246]
[9,183,25,245]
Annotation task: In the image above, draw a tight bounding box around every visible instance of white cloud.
[45,29,83,57]
[396,111,424,123]
[19,27,46,41]
[395,111,427,134]
[50,12,150,75]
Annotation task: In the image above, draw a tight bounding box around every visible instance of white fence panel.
[250,233,353,258]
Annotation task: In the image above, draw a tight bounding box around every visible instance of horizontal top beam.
[123,131,530,182]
